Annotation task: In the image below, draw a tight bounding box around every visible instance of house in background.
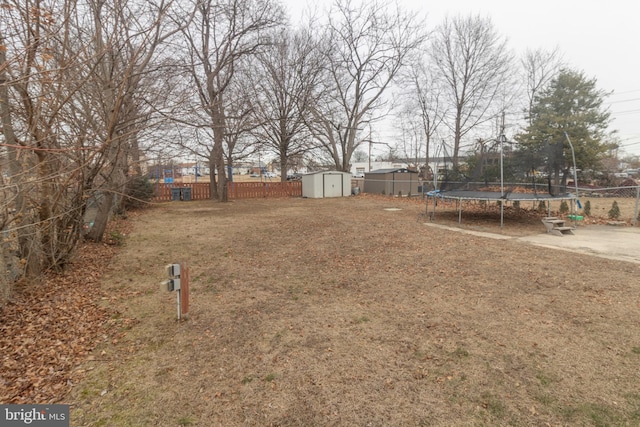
[350,161,407,176]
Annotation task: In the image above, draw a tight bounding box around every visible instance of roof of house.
[366,168,417,174]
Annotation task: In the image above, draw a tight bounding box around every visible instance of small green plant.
[241,376,254,384]
[513,200,520,212]
[480,392,506,417]
[608,200,621,219]
[583,200,591,216]
[354,316,370,324]
[538,200,547,212]
[536,372,555,386]
[107,230,125,246]
[535,392,556,406]
[559,200,569,213]
[632,346,640,354]
[178,416,195,426]
[264,373,275,382]
[451,347,469,358]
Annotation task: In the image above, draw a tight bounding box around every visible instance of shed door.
[323,174,343,197]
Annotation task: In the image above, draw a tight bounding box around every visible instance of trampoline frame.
[426,190,577,227]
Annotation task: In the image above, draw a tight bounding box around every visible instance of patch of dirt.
[62,196,640,426]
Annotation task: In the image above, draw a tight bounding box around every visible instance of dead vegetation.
[2,195,639,424]
[60,196,640,426]
[0,216,134,404]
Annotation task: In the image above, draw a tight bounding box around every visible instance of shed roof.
[305,170,351,176]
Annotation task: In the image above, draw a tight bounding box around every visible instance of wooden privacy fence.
[227,181,302,199]
[153,181,302,201]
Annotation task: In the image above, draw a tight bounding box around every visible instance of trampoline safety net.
[436,137,571,199]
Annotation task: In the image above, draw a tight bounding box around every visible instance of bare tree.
[223,69,262,173]
[521,47,564,125]
[431,14,514,167]
[310,0,426,172]
[397,58,444,175]
[84,0,190,242]
[0,0,91,274]
[179,0,284,200]
[251,26,322,180]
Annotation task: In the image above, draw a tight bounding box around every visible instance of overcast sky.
[286,0,640,156]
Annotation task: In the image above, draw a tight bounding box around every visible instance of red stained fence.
[153,181,302,202]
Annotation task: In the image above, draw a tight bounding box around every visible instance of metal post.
[176,287,181,320]
[564,132,580,227]
[634,185,639,227]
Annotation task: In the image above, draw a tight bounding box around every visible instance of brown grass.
[70,196,640,426]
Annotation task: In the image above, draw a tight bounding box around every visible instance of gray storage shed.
[363,168,419,196]
[301,171,352,198]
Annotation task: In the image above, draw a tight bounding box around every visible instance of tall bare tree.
[431,14,514,167]
[251,26,322,180]
[0,0,91,273]
[521,47,564,125]
[84,0,190,242]
[310,0,426,172]
[397,58,444,175]
[180,0,284,200]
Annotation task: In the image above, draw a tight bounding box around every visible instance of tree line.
[0,0,616,286]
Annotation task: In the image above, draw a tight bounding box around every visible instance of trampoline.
[426,189,576,226]
[426,133,581,227]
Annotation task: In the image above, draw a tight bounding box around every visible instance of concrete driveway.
[424,223,640,265]
[518,225,640,264]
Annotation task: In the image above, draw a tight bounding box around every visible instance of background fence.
[153,181,302,202]
[151,179,638,224]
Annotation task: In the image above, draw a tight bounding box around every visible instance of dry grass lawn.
[70,196,640,426]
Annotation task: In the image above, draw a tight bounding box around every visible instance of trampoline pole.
[500,135,505,228]
[458,199,462,224]
[425,195,428,220]
[434,196,437,219]
[564,132,580,228]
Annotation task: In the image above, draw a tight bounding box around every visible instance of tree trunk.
[208,152,218,200]
[279,157,288,182]
[86,145,127,242]
[0,35,41,276]
[211,103,228,202]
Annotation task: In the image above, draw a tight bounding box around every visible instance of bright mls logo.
[1,405,69,426]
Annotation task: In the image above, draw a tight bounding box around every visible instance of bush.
[559,200,569,214]
[537,201,546,212]
[122,176,155,210]
[608,201,621,220]
[583,200,591,216]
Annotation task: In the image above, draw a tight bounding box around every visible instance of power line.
[610,88,640,96]
[610,108,640,115]
[606,97,640,105]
